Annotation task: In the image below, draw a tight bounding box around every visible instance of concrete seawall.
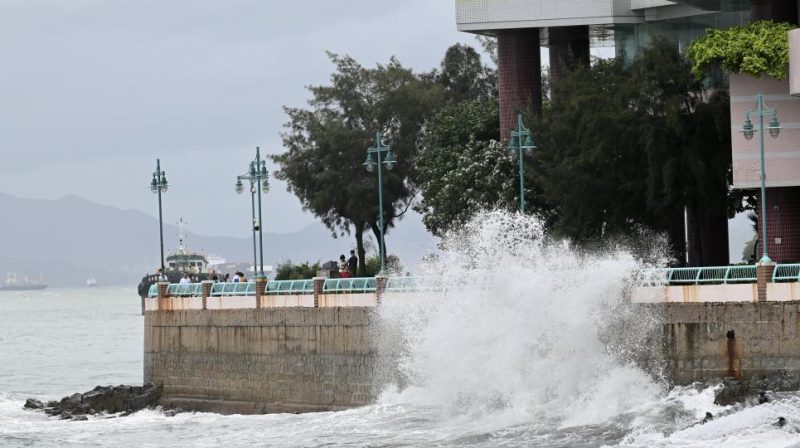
[144,308,377,414]
[144,295,800,413]
[657,302,800,393]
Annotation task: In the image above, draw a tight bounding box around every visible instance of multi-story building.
[455,0,800,264]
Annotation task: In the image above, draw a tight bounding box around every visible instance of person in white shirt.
[179,273,191,284]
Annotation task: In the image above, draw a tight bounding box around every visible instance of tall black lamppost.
[150,159,169,273]
[236,147,269,278]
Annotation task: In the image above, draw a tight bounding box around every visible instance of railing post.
[375,275,388,305]
[312,277,324,308]
[157,281,169,311]
[201,280,213,310]
[255,278,267,309]
[757,262,776,302]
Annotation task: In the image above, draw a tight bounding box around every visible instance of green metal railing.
[635,264,800,285]
[773,264,800,282]
[323,277,376,293]
[384,276,443,292]
[266,279,314,294]
[165,283,203,297]
[148,284,157,298]
[210,281,256,296]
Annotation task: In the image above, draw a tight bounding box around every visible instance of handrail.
[384,276,443,292]
[636,264,778,285]
[323,277,376,293]
[774,264,800,282]
[210,281,255,297]
[266,279,314,294]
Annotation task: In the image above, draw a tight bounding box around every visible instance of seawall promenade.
[144,266,800,413]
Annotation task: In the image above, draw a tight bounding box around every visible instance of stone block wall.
[656,302,800,390]
[144,308,378,414]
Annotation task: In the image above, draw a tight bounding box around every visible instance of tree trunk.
[369,221,386,261]
[355,224,367,277]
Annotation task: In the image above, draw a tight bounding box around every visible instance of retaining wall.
[144,308,378,414]
[657,301,800,392]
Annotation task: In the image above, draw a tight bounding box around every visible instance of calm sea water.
[2,280,800,447]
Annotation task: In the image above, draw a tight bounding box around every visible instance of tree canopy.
[273,52,443,274]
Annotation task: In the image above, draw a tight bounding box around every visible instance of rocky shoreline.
[24,383,163,420]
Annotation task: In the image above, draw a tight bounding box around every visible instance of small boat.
[0,273,47,291]
[137,219,214,303]
[86,277,98,287]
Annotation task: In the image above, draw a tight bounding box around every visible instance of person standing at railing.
[179,273,191,284]
[348,250,358,276]
[338,255,352,279]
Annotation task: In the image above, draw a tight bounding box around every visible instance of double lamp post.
[235,147,270,279]
[742,93,781,264]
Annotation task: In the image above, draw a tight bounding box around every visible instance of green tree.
[415,98,517,235]
[533,38,739,263]
[275,260,321,280]
[273,53,442,276]
[435,43,497,103]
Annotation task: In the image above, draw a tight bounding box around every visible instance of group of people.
[337,250,358,278]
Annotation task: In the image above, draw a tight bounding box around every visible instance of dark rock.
[23,399,44,410]
[72,415,88,421]
[777,417,787,428]
[24,383,163,419]
[702,411,713,424]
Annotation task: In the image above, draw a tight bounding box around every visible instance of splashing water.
[376,211,665,429]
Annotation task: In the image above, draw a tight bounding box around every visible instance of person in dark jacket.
[347,250,358,275]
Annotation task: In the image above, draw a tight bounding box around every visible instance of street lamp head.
[507,137,519,153]
[522,135,536,151]
[384,150,396,170]
[262,178,270,192]
[235,178,244,194]
[769,115,781,138]
[742,118,755,141]
[364,154,375,172]
[160,182,168,193]
[260,163,267,177]
[150,177,158,193]
[249,162,257,177]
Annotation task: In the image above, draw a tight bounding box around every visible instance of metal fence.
[266,279,314,294]
[323,277,376,293]
[636,264,800,286]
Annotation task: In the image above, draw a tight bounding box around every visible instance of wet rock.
[702,411,714,424]
[24,383,162,419]
[776,417,787,428]
[23,398,43,410]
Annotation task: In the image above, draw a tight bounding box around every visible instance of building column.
[498,29,542,140]
[751,0,798,24]
[548,26,590,88]
[760,186,800,263]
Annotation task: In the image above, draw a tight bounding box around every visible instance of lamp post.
[741,93,781,263]
[235,147,269,278]
[508,112,536,213]
[364,131,396,274]
[150,159,169,274]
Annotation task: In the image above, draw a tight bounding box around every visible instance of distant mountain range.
[0,192,433,286]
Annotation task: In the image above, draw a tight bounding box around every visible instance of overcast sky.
[0,0,474,239]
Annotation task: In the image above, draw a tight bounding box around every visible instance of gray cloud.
[0,0,472,237]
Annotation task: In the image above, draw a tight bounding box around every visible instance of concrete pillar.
[255,278,267,309]
[201,280,213,310]
[375,275,388,304]
[760,187,800,263]
[312,277,325,308]
[548,26,590,88]
[498,28,542,140]
[757,262,776,301]
[157,281,169,311]
[751,0,798,24]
